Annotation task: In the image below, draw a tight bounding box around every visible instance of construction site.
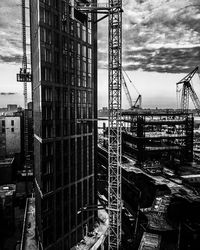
[6,0,200,250]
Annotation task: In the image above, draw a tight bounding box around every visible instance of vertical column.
[108,1,122,249]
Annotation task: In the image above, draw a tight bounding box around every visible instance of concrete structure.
[0,116,21,157]
[30,0,97,249]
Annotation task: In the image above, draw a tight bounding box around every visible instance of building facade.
[0,116,21,158]
[30,0,97,249]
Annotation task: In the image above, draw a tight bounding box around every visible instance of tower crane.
[122,70,142,109]
[16,0,32,195]
[74,1,122,249]
[176,67,200,114]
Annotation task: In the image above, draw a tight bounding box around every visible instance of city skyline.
[0,0,200,109]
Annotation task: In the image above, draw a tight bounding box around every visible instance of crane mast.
[17,0,32,195]
[75,0,122,248]
[108,0,122,249]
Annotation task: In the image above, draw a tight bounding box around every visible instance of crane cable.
[122,67,140,95]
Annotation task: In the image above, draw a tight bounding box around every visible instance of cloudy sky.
[0,0,200,108]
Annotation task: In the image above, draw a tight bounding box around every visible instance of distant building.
[0,116,21,157]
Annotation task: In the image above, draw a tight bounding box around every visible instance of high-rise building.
[30,0,97,249]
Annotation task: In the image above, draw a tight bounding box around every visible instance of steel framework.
[108,1,122,249]
[74,1,123,248]
[17,0,32,194]
[177,67,200,113]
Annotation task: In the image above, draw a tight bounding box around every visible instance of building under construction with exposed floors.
[30,0,97,249]
[121,110,194,165]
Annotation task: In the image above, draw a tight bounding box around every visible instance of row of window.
[2,128,15,133]
[41,121,93,138]
[1,120,15,126]
[40,9,92,43]
[42,87,93,104]
[41,65,92,86]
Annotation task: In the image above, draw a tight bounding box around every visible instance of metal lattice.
[108,0,122,249]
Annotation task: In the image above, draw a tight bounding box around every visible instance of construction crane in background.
[176,67,200,114]
[76,0,122,248]
[122,70,142,109]
[16,0,32,195]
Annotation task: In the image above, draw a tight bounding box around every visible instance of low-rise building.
[0,115,21,157]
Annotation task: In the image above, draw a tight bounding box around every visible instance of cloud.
[98,0,200,73]
[0,0,22,64]
[1,0,200,74]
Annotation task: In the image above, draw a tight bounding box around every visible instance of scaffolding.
[75,0,122,248]
[17,0,32,194]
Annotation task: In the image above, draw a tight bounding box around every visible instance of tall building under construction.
[30,0,97,249]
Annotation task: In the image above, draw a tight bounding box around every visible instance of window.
[82,45,86,57]
[82,26,86,42]
[43,177,53,194]
[43,160,52,175]
[41,27,52,44]
[41,48,52,63]
[70,90,75,104]
[44,10,51,26]
[54,32,59,48]
[54,14,59,29]
[2,120,5,126]
[88,48,92,59]
[11,128,14,132]
[55,69,60,83]
[41,67,52,81]
[77,91,81,104]
[2,128,5,133]
[77,23,81,38]
[43,87,52,101]
[82,74,86,87]
[82,61,86,72]
[82,91,87,104]
[11,120,14,126]
[88,30,92,44]
[88,62,92,74]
